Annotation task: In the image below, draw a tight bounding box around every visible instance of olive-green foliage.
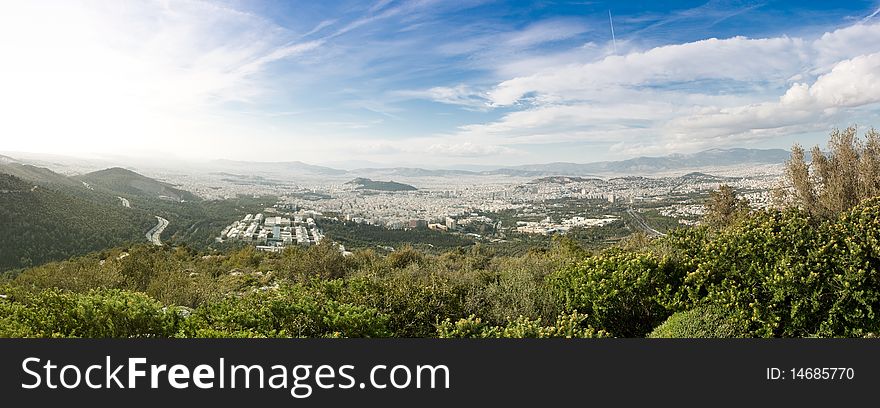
[386,245,425,269]
[437,312,608,338]
[339,267,478,337]
[12,245,232,309]
[671,199,880,337]
[648,304,749,338]
[179,282,391,338]
[548,249,685,337]
[0,288,179,338]
[280,241,352,279]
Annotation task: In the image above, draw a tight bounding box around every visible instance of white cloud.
[487,36,806,106]
[505,19,589,48]
[811,22,880,70]
[668,52,880,139]
[395,85,489,108]
[806,52,880,107]
[439,21,880,157]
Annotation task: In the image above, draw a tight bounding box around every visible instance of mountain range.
[503,148,791,176]
[3,148,794,179]
[306,148,792,177]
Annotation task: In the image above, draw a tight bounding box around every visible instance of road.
[627,208,666,237]
[146,216,169,245]
[117,196,130,208]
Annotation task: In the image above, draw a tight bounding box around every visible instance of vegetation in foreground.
[2,127,880,338]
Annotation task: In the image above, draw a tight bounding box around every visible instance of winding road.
[146,216,169,246]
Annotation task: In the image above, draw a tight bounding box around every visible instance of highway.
[626,208,666,237]
[146,216,169,245]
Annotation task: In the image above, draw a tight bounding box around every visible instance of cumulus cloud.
[440,21,880,156]
[668,52,880,139]
[487,35,806,106]
[805,53,880,107]
[811,22,880,70]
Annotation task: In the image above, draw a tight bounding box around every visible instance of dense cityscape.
[182,161,787,250]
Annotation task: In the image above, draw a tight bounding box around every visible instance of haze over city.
[2,0,880,168]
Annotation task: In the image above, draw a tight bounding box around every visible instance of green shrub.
[676,202,880,337]
[648,304,750,338]
[180,283,391,338]
[0,288,180,338]
[548,250,684,337]
[437,312,608,338]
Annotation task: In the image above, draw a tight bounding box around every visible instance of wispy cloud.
[3,0,880,165]
[394,85,490,109]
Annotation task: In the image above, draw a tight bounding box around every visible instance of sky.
[2,0,880,168]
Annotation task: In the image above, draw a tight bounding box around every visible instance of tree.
[778,126,880,219]
[703,184,750,227]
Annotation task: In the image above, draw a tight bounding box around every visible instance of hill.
[0,174,155,271]
[75,167,198,202]
[0,160,82,189]
[346,177,417,191]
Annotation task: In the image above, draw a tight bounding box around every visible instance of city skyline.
[2,1,880,167]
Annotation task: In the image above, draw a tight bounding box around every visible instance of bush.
[387,245,425,269]
[0,288,180,338]
[180,282,391,338]
[340,267,474,337]
[677,202,880,337]
[548,250,684,337]
[437,312,608,338]
[648,304,750,338]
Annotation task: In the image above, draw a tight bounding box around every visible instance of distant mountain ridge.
[346,148,791,178]
[505,148,792,176]
[5,148,794,180]
[211,159,347,176]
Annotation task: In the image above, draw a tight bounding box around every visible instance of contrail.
[862,7,880,23]
[609,10,617,54]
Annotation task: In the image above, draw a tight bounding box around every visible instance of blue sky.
[2,0,880,167]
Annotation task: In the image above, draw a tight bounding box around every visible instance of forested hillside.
[0,174,155,270]
[75,167,199,202]
[0,161,270,271]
